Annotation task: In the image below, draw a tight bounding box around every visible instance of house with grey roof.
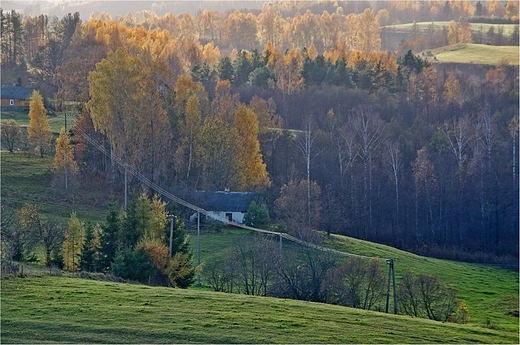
[192,191,260,224]
[1,85,34,111]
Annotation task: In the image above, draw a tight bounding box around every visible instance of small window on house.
[10,99,14,106]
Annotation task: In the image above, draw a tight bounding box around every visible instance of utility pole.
[385,258,397,314]
[124,163,128,209]
[279,234,283,257]
[197,211,201,286]
[64,113,67,132]
[169,214,175,260]
[168,213,175,288]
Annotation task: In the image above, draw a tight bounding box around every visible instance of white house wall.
[208,211,246,224]
[191,211,246,224]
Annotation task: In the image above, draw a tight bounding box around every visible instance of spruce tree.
[79,223,99,272]
[97,204,119,272]
[165,205,196,288]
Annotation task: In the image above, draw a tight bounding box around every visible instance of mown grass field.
[429,43,519,65]
[1,275,518,344]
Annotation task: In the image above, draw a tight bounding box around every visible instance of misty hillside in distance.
[2,0,265,19]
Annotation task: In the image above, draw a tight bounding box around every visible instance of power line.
[74,125,388,262]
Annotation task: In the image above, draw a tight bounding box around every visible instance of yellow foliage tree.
[443,72,461,104]
[27,90,52,158]
[505,0,519,20]
[233,104,271,190]
[211,80,239,122]
[354,8,381,53]
[63,211,85,270]
[88,48,172,181]
[148,194,168,241]
[248,96,282,162]
[52,127,79,191]
[202,41,221,67]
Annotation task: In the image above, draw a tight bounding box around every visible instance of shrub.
[455,300,470,324]
[397,270,458,321]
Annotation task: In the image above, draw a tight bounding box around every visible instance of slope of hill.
[324,234,519,331]
[1,275,518,344]
[427,43,519,65]
[191,228,519,333]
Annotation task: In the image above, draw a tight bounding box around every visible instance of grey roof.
[197,191,260,213]
[1,85,34,100]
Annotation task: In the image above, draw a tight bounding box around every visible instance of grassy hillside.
[1,151,111,223]
[1,275,518,344]
[427,43,519,65]
[324,235,519,331]
[190,228,518,332]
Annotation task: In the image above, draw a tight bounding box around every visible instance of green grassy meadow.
[324,235,519,331]
[430,43,519,65]
[2,275,518,344]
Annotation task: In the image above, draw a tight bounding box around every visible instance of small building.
[1,85,34,111]
[192,191,260,224]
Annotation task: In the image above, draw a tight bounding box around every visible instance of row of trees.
[206,234,468,323]
[4,3,518,86]
[1,193,196,287]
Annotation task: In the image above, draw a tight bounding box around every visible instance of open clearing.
[2,275,518,344]
[427,43,519,65]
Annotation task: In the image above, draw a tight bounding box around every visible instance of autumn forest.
[2,0,519,265]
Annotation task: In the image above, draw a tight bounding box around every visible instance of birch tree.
[386,139,402,231]
[298,116,320,228]
[412,147,437,244]
[351,105,386,239]
[87,48,172,182]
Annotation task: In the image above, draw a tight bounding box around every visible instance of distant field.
[385,21,519,37]
[2,276,518,344]
[429,43,519,65]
